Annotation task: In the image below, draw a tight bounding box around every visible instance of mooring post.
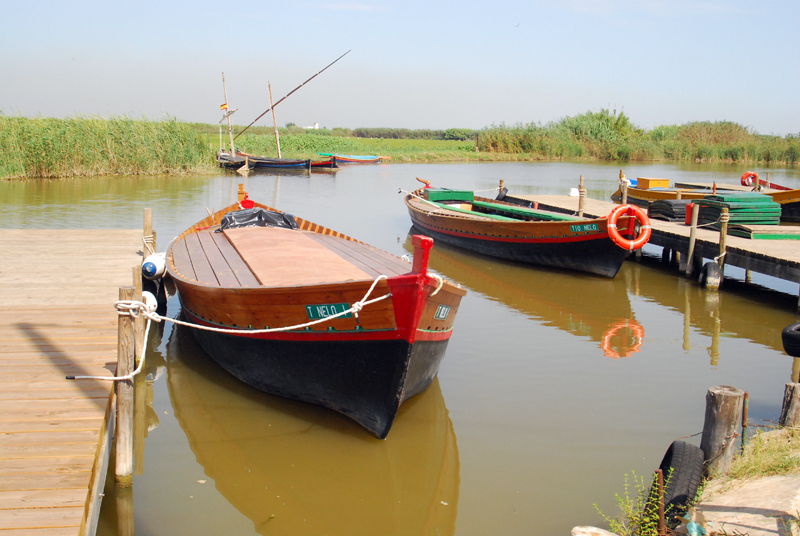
[143,208,153,256]
[116,286,135,487]
[238,183,246,202]
[578,175,586,217]
[717,207,729,275]
[741,391,749,453]
[685,203,700,276]
[779,383,800,427]
[700,385,745,476]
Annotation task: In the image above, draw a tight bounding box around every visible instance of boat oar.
[234,50,351,141]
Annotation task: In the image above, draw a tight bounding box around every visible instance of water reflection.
[406,234,644,359]
[165,322,460,536]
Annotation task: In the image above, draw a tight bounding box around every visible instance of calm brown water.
[3,161,800,535]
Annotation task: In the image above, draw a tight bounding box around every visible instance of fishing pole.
[234,50,351,141]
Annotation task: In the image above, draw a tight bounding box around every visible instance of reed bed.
[479,110,800,164]
[0,115,212,179]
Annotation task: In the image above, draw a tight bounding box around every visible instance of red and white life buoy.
[607,204,652,251]
[741,171,759,187]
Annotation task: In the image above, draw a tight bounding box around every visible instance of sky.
[2,0,798,135]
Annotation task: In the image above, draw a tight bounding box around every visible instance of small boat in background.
[236,151,338,170]
[216,151,255,172]
[165,185,466,438]
[404,180,651,278]
[318,153,389,164]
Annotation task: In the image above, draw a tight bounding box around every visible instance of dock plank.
[0,229,139,535]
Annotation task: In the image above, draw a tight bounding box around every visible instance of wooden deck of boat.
[171,228,411,287]
[0,229,142,536]
[507,194,800,286]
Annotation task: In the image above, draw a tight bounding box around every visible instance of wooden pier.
[0,229,141,536]
[508,194,800,298]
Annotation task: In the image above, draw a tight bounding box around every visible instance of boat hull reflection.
[166,323,460,535]
[406,234,644,358]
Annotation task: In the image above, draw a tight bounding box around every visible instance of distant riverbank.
[2,112,798,179]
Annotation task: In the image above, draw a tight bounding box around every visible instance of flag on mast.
[220,103,228,110]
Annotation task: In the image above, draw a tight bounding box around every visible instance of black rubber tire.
[655,440,704,528]
[782,322,800,357]
[495,187,508,201]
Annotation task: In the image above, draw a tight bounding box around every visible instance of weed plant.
[594,471,662,536]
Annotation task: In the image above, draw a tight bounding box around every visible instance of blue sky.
[2,0,798,135]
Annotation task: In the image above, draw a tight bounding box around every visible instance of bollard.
[700,385,745,476]
[685,204,700,277]
[115,286,135,487]
[779,383,800,427]
[578,175,586,217]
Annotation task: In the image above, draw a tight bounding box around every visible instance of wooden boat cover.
[223,227,371,287]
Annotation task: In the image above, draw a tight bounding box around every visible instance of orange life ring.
[601,320,645,359]
[741,171,759,187]
[607,204,651,251]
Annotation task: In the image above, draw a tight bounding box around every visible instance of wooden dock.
[0,229,141,536]
[508,194,800,295]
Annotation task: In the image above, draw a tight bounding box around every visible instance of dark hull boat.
[166,187,465,438]
[404,185,651,278]
[216,150,255,171]
[236,151,339,170]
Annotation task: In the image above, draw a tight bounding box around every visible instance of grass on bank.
[0,115,211,179]
[479,109,800,163]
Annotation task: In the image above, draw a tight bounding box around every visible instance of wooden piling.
[718,207,729,272]
[685,203,700,276]
[741,391,749,453]
[115,286,135,487]
[779,383,800,427]
[578,175,586,217]
[116,484,135,536]
[700,385,745,476]
[269,82,282,159]
[143,208,153,257]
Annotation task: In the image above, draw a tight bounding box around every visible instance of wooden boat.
[165,186,466,439]
[318,153,388,164]
[236,151,339,170]
[166,323,459,534]
[216,150,255,171]
[403,182,652,278]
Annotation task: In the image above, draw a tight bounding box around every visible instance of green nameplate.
[306,303,353,319]
[570,223,599,233]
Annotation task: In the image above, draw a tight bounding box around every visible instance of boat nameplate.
[434,305,451,320]
[570,223,599,233]
[306,303,353,319]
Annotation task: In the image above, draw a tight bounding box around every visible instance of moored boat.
[216,150,255,171]
[318,153,388,164]
[236,151,339,170]
[165,186,466,438]
[403,181,651,278]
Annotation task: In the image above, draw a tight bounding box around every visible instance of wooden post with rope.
[685,203,700,276]
[700,385,745,476]
[115,286,135,486]
[269,82,282,158]
[718,207,729,273]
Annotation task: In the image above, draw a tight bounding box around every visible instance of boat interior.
[171,226,412,288]
[411,188,583,223]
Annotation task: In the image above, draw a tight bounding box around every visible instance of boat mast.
[268,82,282,158]
[222,72,236,154]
